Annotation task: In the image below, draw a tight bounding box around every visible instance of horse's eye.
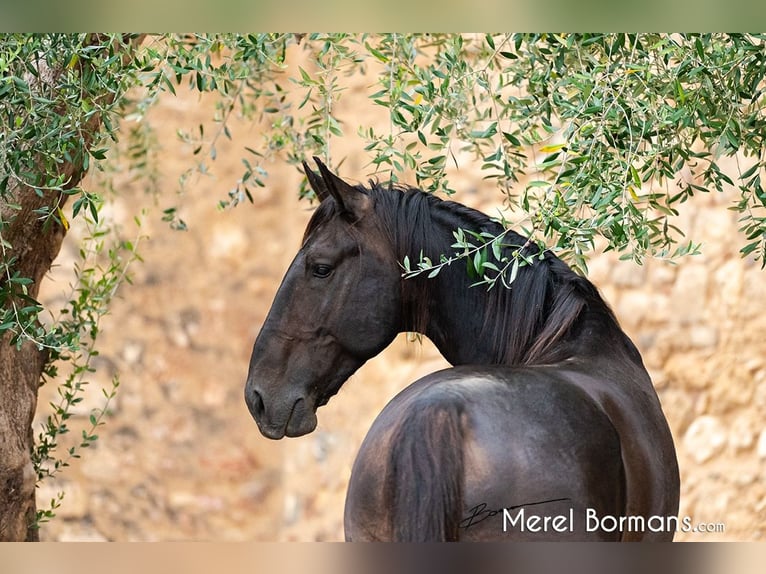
[312,264,333,279]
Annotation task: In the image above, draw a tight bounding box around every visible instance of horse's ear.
[303,161,330,202]
[313,157,371,218]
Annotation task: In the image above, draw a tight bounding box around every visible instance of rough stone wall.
[588,187,766,541]
[33,74,765,542]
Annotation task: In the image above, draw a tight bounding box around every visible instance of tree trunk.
[0,215,65,541]
[0,33,143,541]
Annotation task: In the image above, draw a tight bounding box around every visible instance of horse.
[244,158,679,541]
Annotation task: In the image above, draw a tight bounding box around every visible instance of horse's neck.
[421,272,503,365]
[387,189,637,368]
[410,248,635,367]
[390,196,509,364]
[424,276,637,368]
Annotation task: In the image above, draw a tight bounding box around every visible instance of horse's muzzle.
[245,384,317,439]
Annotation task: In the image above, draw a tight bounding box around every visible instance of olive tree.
[1,32,764,540]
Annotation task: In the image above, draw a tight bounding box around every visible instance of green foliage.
[30,210,143,526]
[3,32,766,528]
[355,33,766,274]
[1,34,139,202]
[135,33,766,274]
[401,224,541,290]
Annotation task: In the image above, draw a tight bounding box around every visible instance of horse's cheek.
[340,290,399,356]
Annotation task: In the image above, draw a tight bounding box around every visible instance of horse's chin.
[258,425,288,440]
[258,413,317,439]
[285,408,318,437]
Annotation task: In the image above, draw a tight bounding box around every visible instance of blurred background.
[32,46,766,543]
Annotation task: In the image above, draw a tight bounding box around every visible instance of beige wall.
[35,66,765,541]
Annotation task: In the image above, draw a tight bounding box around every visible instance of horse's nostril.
[247,386,266,421]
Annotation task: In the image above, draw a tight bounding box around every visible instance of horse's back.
[344,365,625,541]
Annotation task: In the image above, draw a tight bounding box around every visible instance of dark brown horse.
[244,158,679,541]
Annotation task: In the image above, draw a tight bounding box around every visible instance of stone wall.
[589,188,766,541]
[34,73,765,542]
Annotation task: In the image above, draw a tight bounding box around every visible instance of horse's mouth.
[257,396,318,439]
[248,371,353,439]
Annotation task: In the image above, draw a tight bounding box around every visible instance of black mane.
[306,181,631,367]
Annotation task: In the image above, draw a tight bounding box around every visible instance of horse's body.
[245,159,679,541]
[345,366,627,541]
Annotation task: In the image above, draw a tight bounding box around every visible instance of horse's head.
[245,159,402,439]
